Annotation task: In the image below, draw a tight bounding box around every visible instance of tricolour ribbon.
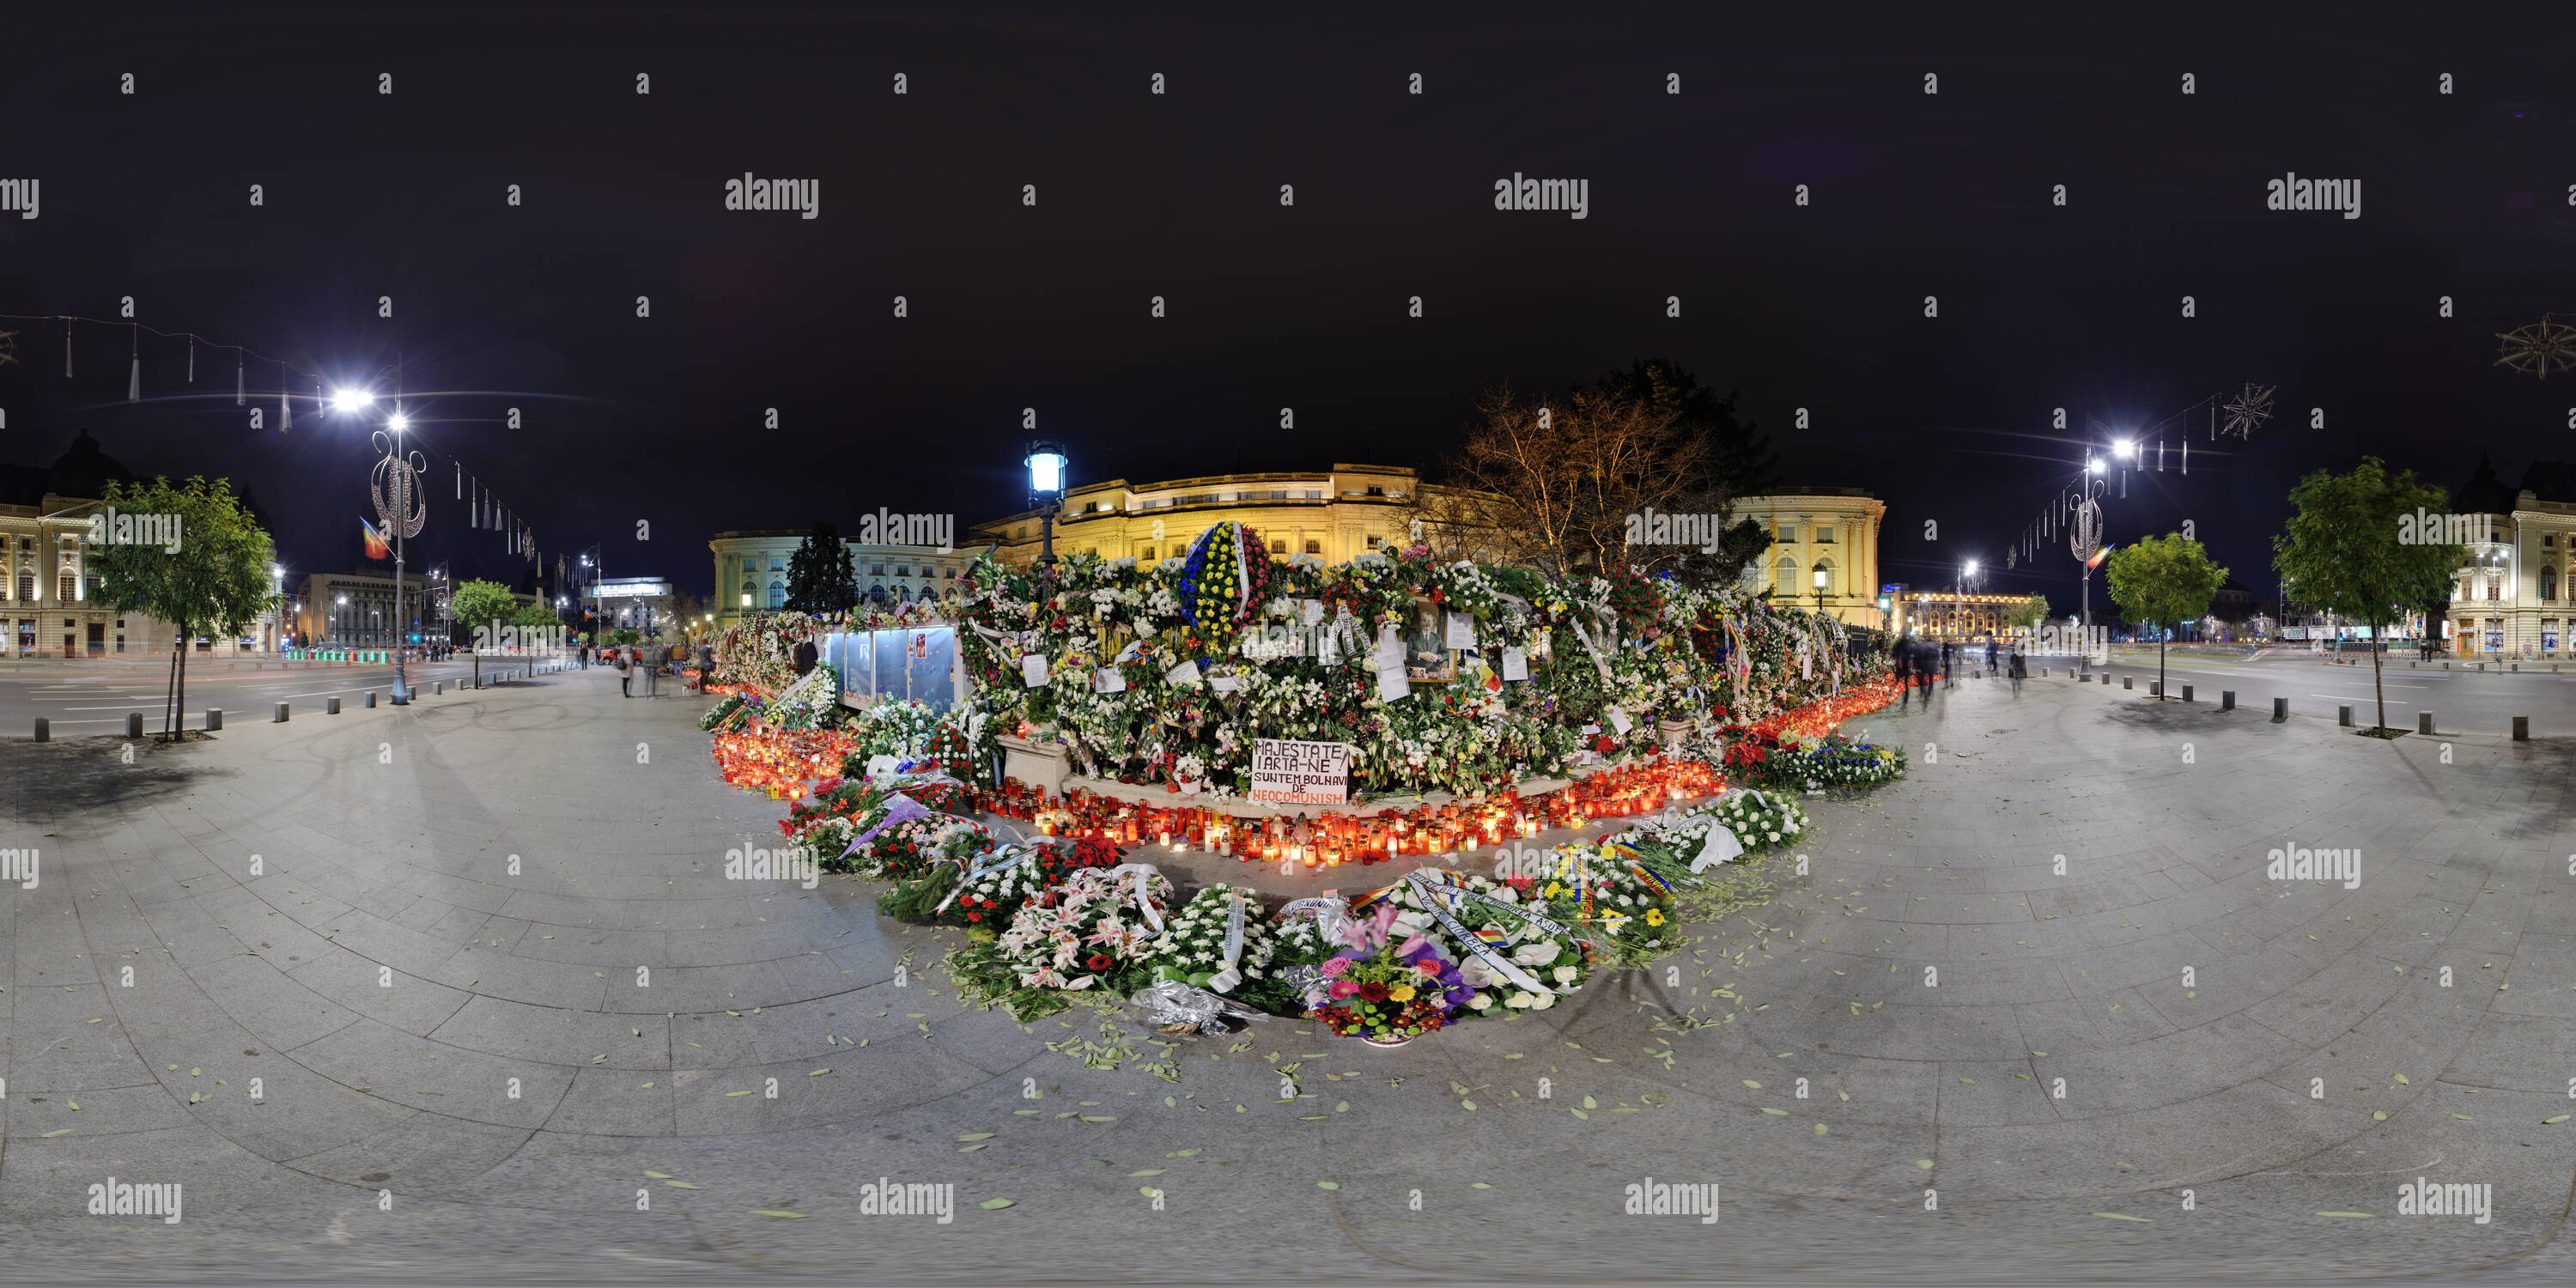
[1400,869,1557,996]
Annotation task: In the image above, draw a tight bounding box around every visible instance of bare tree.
[1431,383,1721,577]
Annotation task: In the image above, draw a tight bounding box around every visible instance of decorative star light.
[2220,383,2274,440]
[0,329,17,365]
[2494,313,2576,380]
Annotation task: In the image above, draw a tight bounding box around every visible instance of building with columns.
[970,465,1435,570]
[710,529,973,631]
[1,431,282,658]
[1727,489,1890,626]
[2448,457,2576,659]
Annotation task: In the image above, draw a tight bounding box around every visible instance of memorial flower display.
[701,542,1913,1044]
[954,544,1893,801]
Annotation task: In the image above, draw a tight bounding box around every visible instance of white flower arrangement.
[1137,883,1278,989]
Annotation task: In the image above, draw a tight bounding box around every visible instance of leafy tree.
[88,477,276,738]
[2105,534,2228,702]
[448,578,520,686]
[2006,592,2052,633]
[2273,457,2461,731]
[786,522,857,614]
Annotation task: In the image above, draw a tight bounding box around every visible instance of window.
[2543,566,2561,603]
[1817,526,1835,544]
[1365,486,1385,497]
[1775,556,1798,596]
[1776,523,1795,543]
[767,557,782,570]
[767,584,785,610]
[895,566,909,578]
[1139,546,1154,562]
[1304,490,1323,500]
[1016,526,1028,539]
[59,574,76,602]
[1366,535,1383,550]
[1303,538,1322,555]
[1270,540,1286,556]
[2486,572,2501,600]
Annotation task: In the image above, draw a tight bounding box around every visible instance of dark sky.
[3,4,2573,606]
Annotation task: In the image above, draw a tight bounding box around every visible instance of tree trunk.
[175,628,190,739]
[2159,629,2168,698]
[162,638,180,738]
[2371,615,2386,731]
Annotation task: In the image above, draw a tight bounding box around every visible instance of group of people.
[1889,635,2027,706]
[570,640,722,697]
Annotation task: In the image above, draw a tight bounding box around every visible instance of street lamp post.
[1024,441,1068,588]
[1811,561,1830,616]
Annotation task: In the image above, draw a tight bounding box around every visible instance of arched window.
[2543,565,2560,603]
[1774,556,1798,596]
[765,582,785,610]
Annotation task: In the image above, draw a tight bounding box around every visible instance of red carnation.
[965,911,982,923]
[1086,954,1114,972]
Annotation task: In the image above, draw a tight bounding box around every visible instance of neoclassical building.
[1728,489,1890,626]
[710,529,972,631]
[1,431,283,658]
[969,465,1455,570]
[2448,457,2576,658]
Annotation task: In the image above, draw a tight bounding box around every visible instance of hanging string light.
[127,323,140,402]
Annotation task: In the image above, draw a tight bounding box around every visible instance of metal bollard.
[2338,705,2353,726]
[434,680,445,695]
[2513,715,2529,741]
[33,717,48,742]
[2272,697,2287,722]
[327,696,342,715]
[2100,673,2111,685]
[2123,676,2134,690]
[274,702,289,723]
[365,690,378,708]
[208,708,222,731]
[2221,690,2235,710]
[2182,684,2194,702]
[127,712,144,738]
[2417,711,2432,734]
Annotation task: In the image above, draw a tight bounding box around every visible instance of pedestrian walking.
[615,645,633,697]
[1941,641,1956,689]
[1893,637,1916,707]
[2008,647,2026,693]
[1984,639,1999,677]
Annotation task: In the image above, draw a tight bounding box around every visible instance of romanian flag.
[361,516,390,561]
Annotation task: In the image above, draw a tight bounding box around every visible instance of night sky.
[4,5,2573,607]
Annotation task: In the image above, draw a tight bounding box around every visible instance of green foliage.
[511,601,562,631]
[2105,534,2228,635]
[90,476,276,641]
[2005,592,2052,632]
[448,579,519,638]
[786,521,857,614]
[2272,458,2461,631]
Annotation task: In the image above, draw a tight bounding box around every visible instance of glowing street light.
[331,388,374,413]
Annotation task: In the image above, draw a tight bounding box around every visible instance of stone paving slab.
[0,665,2572,1280]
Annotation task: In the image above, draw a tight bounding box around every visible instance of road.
[0,653,585,735]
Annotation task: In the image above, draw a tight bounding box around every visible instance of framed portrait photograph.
[1404,595,1455,683]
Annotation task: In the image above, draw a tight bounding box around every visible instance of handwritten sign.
[1248,738,1352,805]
